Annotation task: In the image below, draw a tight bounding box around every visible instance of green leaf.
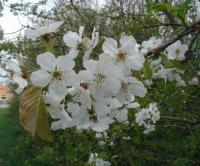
[171,60,185,69]
[152,0,192,25]
[161,54,173,68]
[19,87,53,142]
[133,71,143,81]
[143,61,152,79]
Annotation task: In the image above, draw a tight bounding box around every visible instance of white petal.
[115,109,128,122]
[79,26,84,37]
[166,50,176,60]
[127,102,140,108]
[57,55,75,71]
[25,21,63,40]
[67,48,79,59]
[80,92,92,109]
[63,31,80,48]
[120,35,138,52]
[47,21,64,33]
[51,117,73,130]
[64,70,80,87]
[48,81,68,99]
[130,77,147,97]
[8,61,21,73]
[24,29,41,40]
[92,121,109,132]
[83,59,97,71]
[31,70,51,87]
[83,48,92,61]
[92,27,99,48]
[13,75,28,88]
[127,53,145,70]
[95,100,110,117]
[13,75,28,94]
[102,38,118,55]
[79,70,93,82]
[36,52,56,71]
[105,77,121,95]
[15,87,24,94]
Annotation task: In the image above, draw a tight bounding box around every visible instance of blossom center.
[116,51,126,62]
[121,82,129,92]
[175,48,180,55]
[52,69,62,80]
[77,41,86,50]
[95,74,105,88]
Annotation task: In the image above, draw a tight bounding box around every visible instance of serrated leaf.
[19,87,53,142]
[143,61,152,79]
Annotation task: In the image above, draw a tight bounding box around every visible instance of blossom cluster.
[88,153,111,166]
[29,25,148,132]
[9,21,193,134]
[135,103,160,134]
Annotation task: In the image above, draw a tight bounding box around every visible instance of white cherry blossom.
[188,77,199,85]
[117,77,147,103]
[102,35,144,71]
[135,103,160,133]
[8,61,28,94]
[88,153,111,166]
[153,65,186,87]
[166,40,188,61]
[195,0,200,20]
[30,52,77,98]
[79,55,122,98]
[140,37,162,54]
[63,26,99,60]
[25,21,64,40]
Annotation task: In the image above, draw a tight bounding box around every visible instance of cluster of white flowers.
[23,24,150,132]
[188,77,199,85]
[4,2,200,165]
[9,22,192,134]
[194,0,200,21]
[25,21,64,40]
[63,26,99,60]
[140,37,162,54]
[152,64,186,87]
[88,153,111,166]
[135,103,160,134]
[150,52,186,87]
[166,40,188,61]
[8,61,28,94]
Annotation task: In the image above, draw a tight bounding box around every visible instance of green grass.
[0,107,22,166]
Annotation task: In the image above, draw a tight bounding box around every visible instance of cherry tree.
[1,0,200,165]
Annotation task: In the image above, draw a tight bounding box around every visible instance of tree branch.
[145,21,200,57]
[161,116,200,125]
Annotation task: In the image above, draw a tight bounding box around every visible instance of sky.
[0,0,43,39]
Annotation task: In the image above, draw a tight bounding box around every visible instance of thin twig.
[144,23,184,29]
